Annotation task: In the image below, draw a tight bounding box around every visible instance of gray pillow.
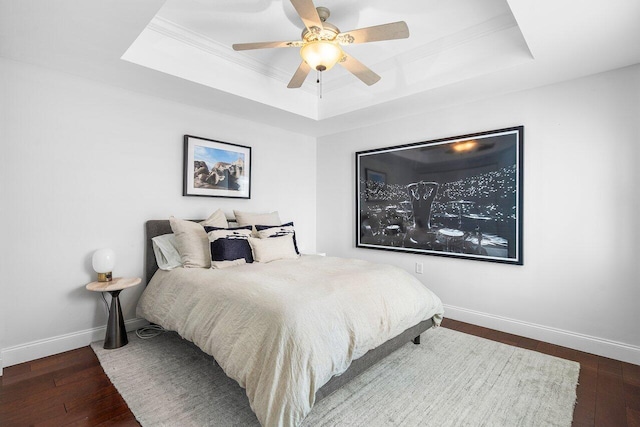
[151,234,182,270]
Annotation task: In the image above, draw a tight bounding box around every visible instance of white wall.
[1,57,638,371]
[0,58,317,369]
[317,64,640,364]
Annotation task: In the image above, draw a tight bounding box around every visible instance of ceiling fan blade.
[287,61,311,88]
[290,0,324,33]
[338,21,409,45]
[232,40,302,51]
[339,54,381,86]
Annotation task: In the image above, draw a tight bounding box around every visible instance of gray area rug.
[91,327,579,426]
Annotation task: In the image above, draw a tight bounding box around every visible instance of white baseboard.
[3,308,638,375]
[443,304,640,365]
[0,318,149,374]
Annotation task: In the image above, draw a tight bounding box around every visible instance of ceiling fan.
[232,0,410,89]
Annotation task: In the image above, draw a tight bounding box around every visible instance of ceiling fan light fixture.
[300,41,343,71]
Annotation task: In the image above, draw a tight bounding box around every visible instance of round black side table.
[86,277,141,349]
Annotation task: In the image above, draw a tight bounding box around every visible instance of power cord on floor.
[101,292,109,316]
[136,324,166,339]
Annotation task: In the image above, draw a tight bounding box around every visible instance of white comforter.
[137,255,444,427]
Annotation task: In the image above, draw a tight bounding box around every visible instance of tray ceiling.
[122,0,532,120]
[1,0,639,136]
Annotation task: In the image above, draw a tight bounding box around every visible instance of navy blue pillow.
[210,239,254,263]
[204,226,254,263]
[255,222,299,254]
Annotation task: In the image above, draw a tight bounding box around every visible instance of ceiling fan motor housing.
[316,6,330,22]
[301,22,340,42]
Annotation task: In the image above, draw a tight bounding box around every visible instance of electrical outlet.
[415,262,423,274]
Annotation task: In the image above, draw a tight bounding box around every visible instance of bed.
[138,219,444,426]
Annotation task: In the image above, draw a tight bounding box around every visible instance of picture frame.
[183,135,251,199]
[356,126,523,265]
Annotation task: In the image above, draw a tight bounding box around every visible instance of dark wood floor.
[1,319,638,426]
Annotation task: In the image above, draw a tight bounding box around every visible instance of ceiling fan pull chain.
[317,69,323,99]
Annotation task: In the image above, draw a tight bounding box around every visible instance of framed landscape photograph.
[183,135,251,199]
[356,126,523,265]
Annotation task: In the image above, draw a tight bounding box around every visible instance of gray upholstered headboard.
[145,220,173,285]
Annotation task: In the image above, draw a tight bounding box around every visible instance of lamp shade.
[300,41,343,71]
[92,248,115,275]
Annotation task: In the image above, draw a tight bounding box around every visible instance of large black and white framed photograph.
[356,126,523,264]
[183,135,251,199]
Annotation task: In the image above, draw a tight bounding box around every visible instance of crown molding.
[322,12,522,93]
[144,12,524,103]
[148,16,316,94]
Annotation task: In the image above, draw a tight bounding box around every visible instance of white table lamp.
[92,248,115,282]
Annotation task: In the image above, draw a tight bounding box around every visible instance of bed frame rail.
[315,318,433,400]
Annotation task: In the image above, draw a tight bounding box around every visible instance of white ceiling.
[1,0,639,137]
[123,0,531,120]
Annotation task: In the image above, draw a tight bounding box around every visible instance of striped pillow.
[205,226,254,267]
[255,222,299,254]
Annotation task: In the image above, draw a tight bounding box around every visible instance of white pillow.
[168,210,228,268]
[248,234,299,263]
[169,216,211,268]
[234,210,281,234]
[151,234,182,270]
[255,222,299,254]
[211,259,247,269]
[200,209,229,228]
